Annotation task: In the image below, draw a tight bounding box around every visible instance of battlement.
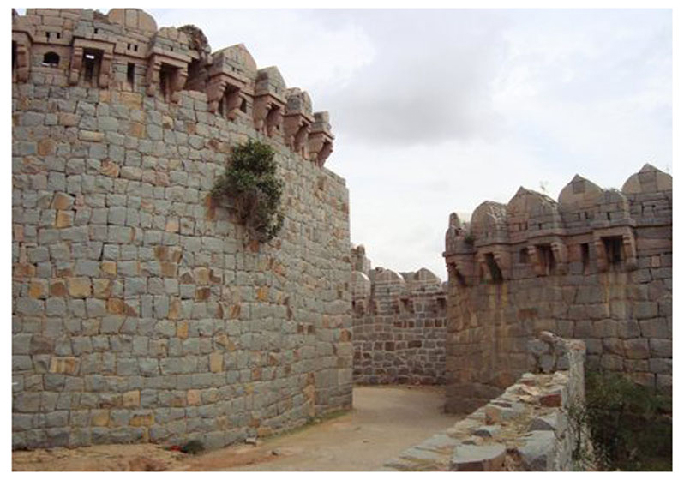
[11,8,335,166]
[351,246,446,385]
[444,165,672,286]
[443,165,672,412]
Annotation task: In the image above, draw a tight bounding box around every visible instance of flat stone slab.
[415,434,461,452]
[399,446,444,461]
[450,443,507,471]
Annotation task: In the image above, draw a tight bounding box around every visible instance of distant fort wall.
[351,246,447,385]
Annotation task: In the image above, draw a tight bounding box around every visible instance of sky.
[146,9,671,278]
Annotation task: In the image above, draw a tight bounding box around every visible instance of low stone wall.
[385,333,585,471]
[351,246,446,385]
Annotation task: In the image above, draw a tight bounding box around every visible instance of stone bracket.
[254,94,284,137]
[284,114,312,158]
[206,71,249,119]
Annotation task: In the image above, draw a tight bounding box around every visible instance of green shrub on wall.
[212,139,285,243]
[568,371,672,471]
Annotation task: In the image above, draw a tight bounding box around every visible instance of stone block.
[450,443,506,471]
[49,357,78,375]
[519,430,555,470]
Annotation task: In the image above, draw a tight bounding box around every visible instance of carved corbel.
[284,116,311,157]
[492,249,511,280]
[528,245,545,276]
[146,60,160,97]
[170,68,187,103]
[254,97,282,136]
[476,252,490,283]
[207,76,244,119]
[68,45,84,85]
[98,50,113,88]
[308,112,334,167]
[551,241,568,274]
[594,237,609,273]
[622,231,638,271]
[12,32,32,82]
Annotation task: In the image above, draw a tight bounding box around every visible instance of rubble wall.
[443,166,672,413]
[386,333,586,471]
[351,246,447,385]
[12,9,351,450]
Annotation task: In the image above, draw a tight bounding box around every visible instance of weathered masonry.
[387,332,586,471]
[12,9,351,449]
[351,245,447,385]
[443,166,672,413]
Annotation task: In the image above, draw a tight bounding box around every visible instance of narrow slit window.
[127,63,135,90]
[581,243,590,273]
[485,253,503,284]
[519,248,528,264]
[603,237,623,267]
[84,53,96,83]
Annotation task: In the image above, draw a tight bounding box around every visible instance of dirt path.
[13,385,460,471]
[218,385,459,471]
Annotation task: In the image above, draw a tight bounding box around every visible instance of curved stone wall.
[12,8,351,450]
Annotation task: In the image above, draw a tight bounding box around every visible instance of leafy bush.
[569,371,672,471]
[212,139,285,243]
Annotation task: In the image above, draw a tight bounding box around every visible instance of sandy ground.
[13,385,460,471]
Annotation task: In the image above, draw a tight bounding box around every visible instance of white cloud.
[147,9,671,280]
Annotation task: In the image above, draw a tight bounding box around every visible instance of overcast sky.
[148,9,672,279]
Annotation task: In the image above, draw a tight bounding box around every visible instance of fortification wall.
[351,246,446,385]
[443,166,672,413]
[12,9,351,450]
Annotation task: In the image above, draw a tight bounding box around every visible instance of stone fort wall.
[12,9,352,449]
[443,166,672,413]
[351,246,447,385]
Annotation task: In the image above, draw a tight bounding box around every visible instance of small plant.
[212,139,285,243]
[464,234,475,245]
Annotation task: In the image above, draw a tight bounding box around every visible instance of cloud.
[149,9,376,98]
[316,10,511,147]
[143,9,671,280]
